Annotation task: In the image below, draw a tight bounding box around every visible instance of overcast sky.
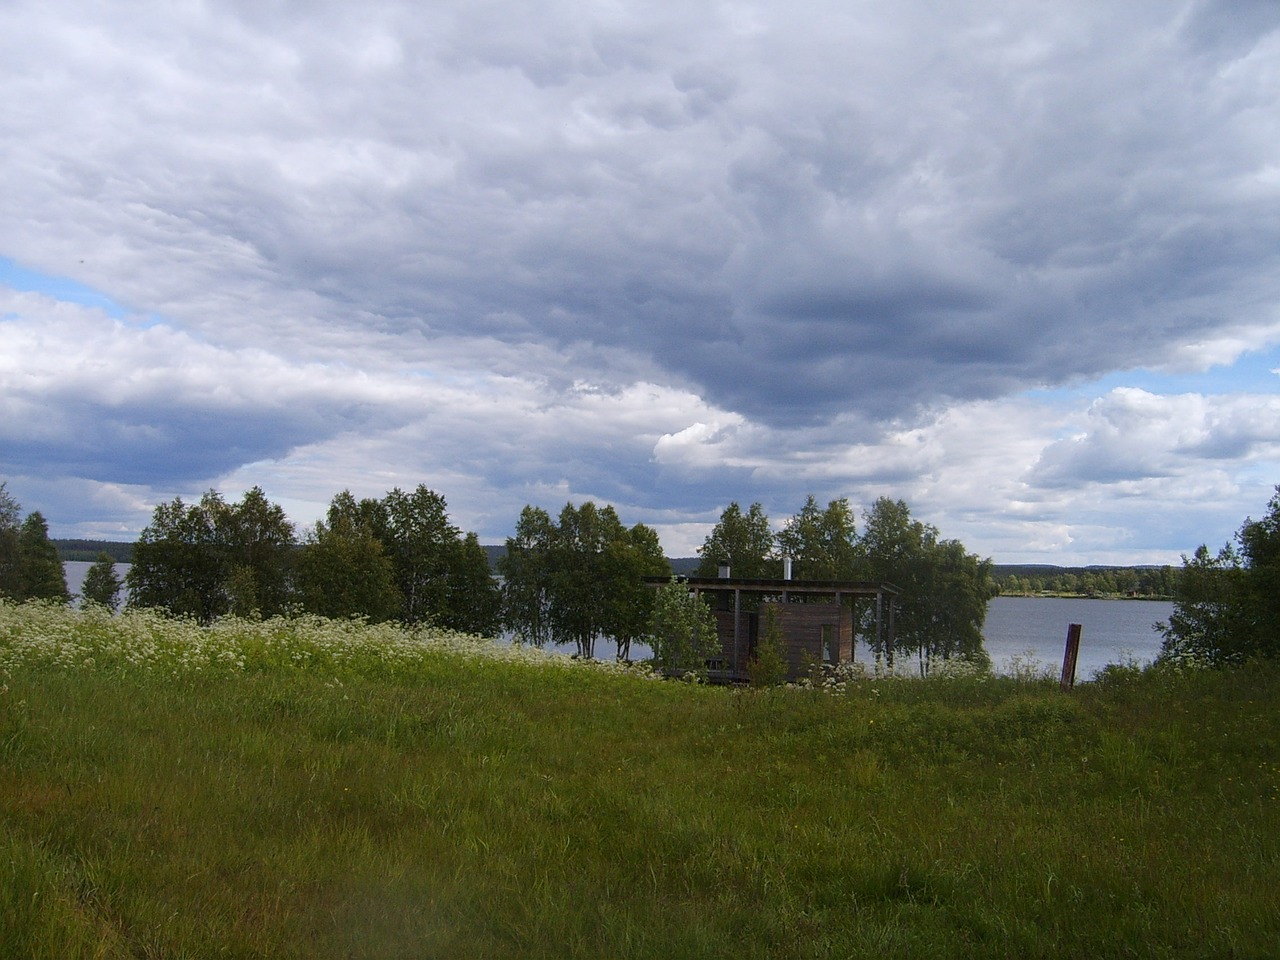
[3,0,1279,564]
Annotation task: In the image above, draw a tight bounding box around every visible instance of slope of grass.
[2,601,1277,958]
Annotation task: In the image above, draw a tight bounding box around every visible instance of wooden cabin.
[651,574,899,683]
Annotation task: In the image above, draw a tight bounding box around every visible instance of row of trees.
[7,478,995,675]
[1160,486,1280,665]
[693,496,995,671]
[0,483,70,604]
[997,567,1174,597]
[499,503,669,659]
[126,485,501,634]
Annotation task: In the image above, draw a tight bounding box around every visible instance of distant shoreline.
[996,592,1173,601]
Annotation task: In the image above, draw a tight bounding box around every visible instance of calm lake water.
[61,563,1172,679]
[64,561,131,608]
[515,596,1174,680]
[978,596,1171,679]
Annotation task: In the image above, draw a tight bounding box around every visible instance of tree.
[857,497,927,667]
[601,522,670,660]
[16,511,70,602]
[380,485,461,626]
[547,501,621,658]
[776,496,859,580]
[81,551,123,611]
[695,502,776,578]
[127,488,296,623]
[911,537,992,672]
[1161,485,1280,665]
[500,502,669,658]
[1236,487,1280,659]
[500,506,556,647]
[858,497,992,672]
[648,576,720,678]
[297,491,401,623]
[128,493,229,622]
[0,482,20,598]
[214,486,296,618]
[444,532,503,636]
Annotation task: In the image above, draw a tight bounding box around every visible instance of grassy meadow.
[2,601,1278,959]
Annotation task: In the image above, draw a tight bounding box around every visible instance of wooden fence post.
[1060,623,1082,691]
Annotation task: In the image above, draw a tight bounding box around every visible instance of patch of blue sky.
[1029,345,1280,404]
[0,256,127,319]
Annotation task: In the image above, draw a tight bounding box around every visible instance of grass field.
[2,600,1278,958]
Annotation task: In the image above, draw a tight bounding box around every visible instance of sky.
[3,0,1280,565]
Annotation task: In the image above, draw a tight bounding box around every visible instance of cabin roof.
[645,575,900,597]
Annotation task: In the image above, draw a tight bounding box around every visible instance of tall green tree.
[776,495,859,580]
[300,485,498,632]
[500,502,668,658]
[912,537,993,671]
[548,501,621,659]
[695,502,776,578]
[380,485,461,626]
[500,506,556,647]
[127,488,296,623]
[81,551,123,611]
[444,532,503,636]
[214,486,296,618]
[297,491,401,623]
[1161,485,1280,665]
[1237,487,1280,659]
[0,482,20,598]
[16,511,70,602]
[602,521,670,660]
[127,493,226,622]
[858,497,991,672]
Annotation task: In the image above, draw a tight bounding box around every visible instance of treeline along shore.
[54,540,1175,600]
[11,479,1279,672]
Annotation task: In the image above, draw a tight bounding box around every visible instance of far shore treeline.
[6,480,1279,671]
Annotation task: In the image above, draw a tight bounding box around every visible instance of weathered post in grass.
[1060,623,1082,691]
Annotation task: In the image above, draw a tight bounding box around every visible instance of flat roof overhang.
[644,576,900,597]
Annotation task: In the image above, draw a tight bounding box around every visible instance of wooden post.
[1060,623,1082,690]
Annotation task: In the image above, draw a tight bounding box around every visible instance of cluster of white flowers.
[0,600,657,683]
[792,655,1000,694]
[792,661,872,693]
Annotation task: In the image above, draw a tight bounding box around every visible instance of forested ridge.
[52,540,134,562]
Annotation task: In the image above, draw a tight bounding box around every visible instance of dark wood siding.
[712,601,853,681]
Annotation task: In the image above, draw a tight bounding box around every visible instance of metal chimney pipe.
[783,555,793,580]
[718,563,731,579]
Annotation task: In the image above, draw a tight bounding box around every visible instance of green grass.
[2,602,1278,958]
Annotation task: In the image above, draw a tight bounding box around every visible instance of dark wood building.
[651,574,899,683]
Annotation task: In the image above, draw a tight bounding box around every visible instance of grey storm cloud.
[2,0,1279,559]
[6,0,1277,427]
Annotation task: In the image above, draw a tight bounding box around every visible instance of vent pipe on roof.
[783,555,793,580]
[718,563,731,579]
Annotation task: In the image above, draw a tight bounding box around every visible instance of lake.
[976,595,1171,679]
[63,560,132,608]
[60,563,1172,679]
[542,596,1173,680]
